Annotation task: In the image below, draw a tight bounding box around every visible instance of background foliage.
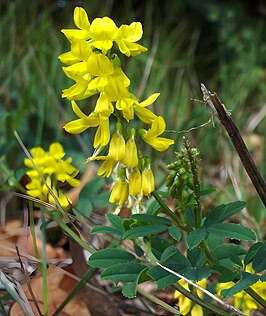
[0,0,265,223]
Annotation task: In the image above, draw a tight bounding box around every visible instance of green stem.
[137,287,180,315]
[244,287,266,309]
[40,209,48,315]
[52,267,96,316]
[54,218,96,254]
[152,191,189,231]
[172,283,234,316]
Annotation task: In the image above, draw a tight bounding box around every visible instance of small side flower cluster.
[24,142,80,208]
[59,7,174,206]
[216,264,266,316]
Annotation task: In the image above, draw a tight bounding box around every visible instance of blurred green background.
[0,0,265,223]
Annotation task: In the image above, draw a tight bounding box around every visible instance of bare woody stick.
[201,84,266,208]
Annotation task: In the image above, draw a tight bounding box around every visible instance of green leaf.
[122,225,168,240]
[130,214,171,225]
[260,272,266,282]
[183,266,212,281]
[244,242,263,267]
[187,229,206,249]
[74,200,93,217]
[200,187,216,196]
[168,226,182,241]
[122,268,149,298]
[207,223,256,241]
[151,238,172,260]
[160,246,178,263]
[101,262,146,283]
[204,201,246,227]
[133,243,144,257]
[147,265,179,289]
[221,272,260,299]
[91,225,123,236]
[106,212,124,231]
[252,241,266,273]
[92,191,112,207]
[212,244,246,261]
[147,199,160,214]
[88,248,135,268]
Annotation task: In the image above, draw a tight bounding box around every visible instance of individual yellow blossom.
[96,156,117,178]
[129,168,142,196]
[89,17,117,54]
[93,118,110,148]
[141,167,155,196]
[121,132,138,168]
[108,128,126,161]
[140,116,174,151]
[114,22,147,57]
[174,278,207,316]
[61,7,90,42]
[216,264,266,316]
[109,179,129,205]
[64,101,102,134]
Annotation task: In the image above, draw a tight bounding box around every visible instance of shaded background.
[0,0,265,222]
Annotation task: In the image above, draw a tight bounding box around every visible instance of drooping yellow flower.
[121,131,138,167]
[129,168,142,196]
[141,166,155,196]
[108,127,126,161]
[140,116,174,151]
[109,179,129,205]
[174,278,207,316]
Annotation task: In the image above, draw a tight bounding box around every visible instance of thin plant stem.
[244,287,266,309]
[137,287,180,315]
[29,202,40,266]
[40,208,48,315]
[15,246,44,316]
[152,191,189,231]
[52,267,96,316]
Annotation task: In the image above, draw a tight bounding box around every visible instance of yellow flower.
[61,8,90,41]
[114,22,147,57]
[121,133,138,168]
[140,116,174,151]
[141,167,155,196]
[174,279,207,316]
[109,179,129,205]
[129,168,142,196]
[108,128,126,161]
[64,101,101,132]
[89,17,118,54]
[93,118,110,148]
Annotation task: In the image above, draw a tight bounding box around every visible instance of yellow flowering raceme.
[24,142,80,208]
[60,7,175,206]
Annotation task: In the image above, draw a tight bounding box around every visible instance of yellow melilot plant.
[59,7,174,206]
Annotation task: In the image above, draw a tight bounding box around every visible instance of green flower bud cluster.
[166,147,200,207]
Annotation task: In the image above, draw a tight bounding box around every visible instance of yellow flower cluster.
[59,7,174,206]
[24,142,80,208]
[216,265,266,316]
